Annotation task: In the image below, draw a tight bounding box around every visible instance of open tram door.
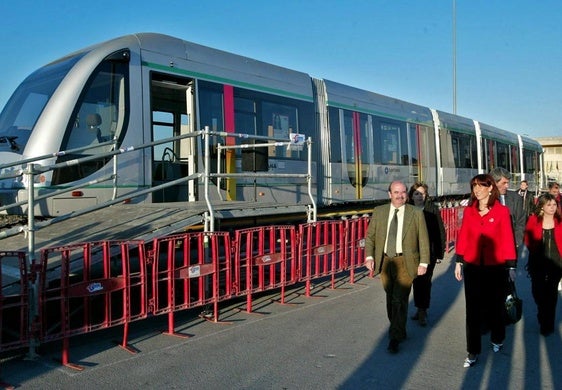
[150,74,196,202]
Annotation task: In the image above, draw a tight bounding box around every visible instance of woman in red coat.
[454,174,516,368]
[524,193,562,336]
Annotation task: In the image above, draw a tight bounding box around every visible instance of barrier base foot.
[236,307,267,316]
[199,313,233,325]
[300,293,326,299]
[116,342,139,355]
[271,298,302,306]
[163,331,192,338]
[60,361,85,371]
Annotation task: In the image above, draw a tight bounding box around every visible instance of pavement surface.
[2,252,561,389]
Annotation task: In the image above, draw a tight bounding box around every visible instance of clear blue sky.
[1,0,560,138]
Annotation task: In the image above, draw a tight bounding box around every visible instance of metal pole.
[26,163,39,359]
[203,126,215,232]
[453,0,457,114]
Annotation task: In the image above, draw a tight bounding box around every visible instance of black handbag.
[505,280,523,325]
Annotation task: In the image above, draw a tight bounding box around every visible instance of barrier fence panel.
[441,208,454,252]
[0,251,29,353]
[440,206,465,253]
[452,206,465,251]
[149,231,232,330]
[234,225,298,313]
[39,240,147,369]
[298,220,346,296]
[1,207,470,367]
[343,216,370,283]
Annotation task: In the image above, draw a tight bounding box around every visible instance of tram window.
[444,131,475,169]
[486,139,495,169]
[235,97,256,131]
[234,98,257,134]
[328,107,342,163]
[199,84,224,132]
[262,102,298,158]
[407,123,418,166]
[417,124,436,167]
[375,121,404,165]
[54,56,128,185]
[511,145,520,174]
[0,53,83,154]
[343,111,354,163]
[523,149,538,174]
[199,83,225,159]
[496,142,509,169]
[152,111,174,162]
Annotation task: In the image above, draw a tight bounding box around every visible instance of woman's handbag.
[505,279,523,325]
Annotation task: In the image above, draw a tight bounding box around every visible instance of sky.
[0,0,561,138]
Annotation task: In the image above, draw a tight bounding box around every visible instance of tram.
[0,33,544,217]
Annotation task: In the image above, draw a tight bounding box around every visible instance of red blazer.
[524,214,562,257]
[456,203,516,266]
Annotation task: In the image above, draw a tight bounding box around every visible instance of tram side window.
[454,133,476,168]
[199,82,225,154]
[417,124,436,167]
[262,102,299,158]
[53,55,129,185]
[407,123,418,167]
[442,131,476,169]
[373,119,406,165]
[495,142,509,170]
[327,107,342,163]
[523,149,538,175]
[62,67,127,154]
[342,111,354,164]
[235,89,313,160]
[511,145,520,174]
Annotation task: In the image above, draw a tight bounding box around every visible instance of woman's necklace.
[543,216,554,229]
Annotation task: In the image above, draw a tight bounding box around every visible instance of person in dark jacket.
[489,167,526,250]
[518,180,536,217]
[524,193,562,336]
[408,182,446,326]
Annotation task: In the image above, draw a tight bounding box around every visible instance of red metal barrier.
[0,251,29,353]
[234,225,298,313]
[343,216,371,283]
[4,207,470,368]
[440,208,454,252]
[149,231,232,331]
[39,241,147,369]
[298,220,346,296]
[439,206,465,252]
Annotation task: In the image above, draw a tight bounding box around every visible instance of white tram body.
[0,33,544,216]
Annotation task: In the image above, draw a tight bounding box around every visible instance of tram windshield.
[0,53,84,154]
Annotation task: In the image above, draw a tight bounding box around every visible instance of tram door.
[150,74,196,202]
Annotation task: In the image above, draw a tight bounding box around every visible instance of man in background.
[548,181,562,215]
[518,180,535,217]
[489,168,526,250]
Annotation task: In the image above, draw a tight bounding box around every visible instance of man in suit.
[364,181,430,353]
[489,168,526,249]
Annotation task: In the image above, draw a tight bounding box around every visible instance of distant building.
[536,136,562,186]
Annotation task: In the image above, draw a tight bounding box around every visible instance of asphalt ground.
[2,252,561,390]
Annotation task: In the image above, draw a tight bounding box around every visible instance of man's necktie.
[500,194,506,205]
[387,208,399,257]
